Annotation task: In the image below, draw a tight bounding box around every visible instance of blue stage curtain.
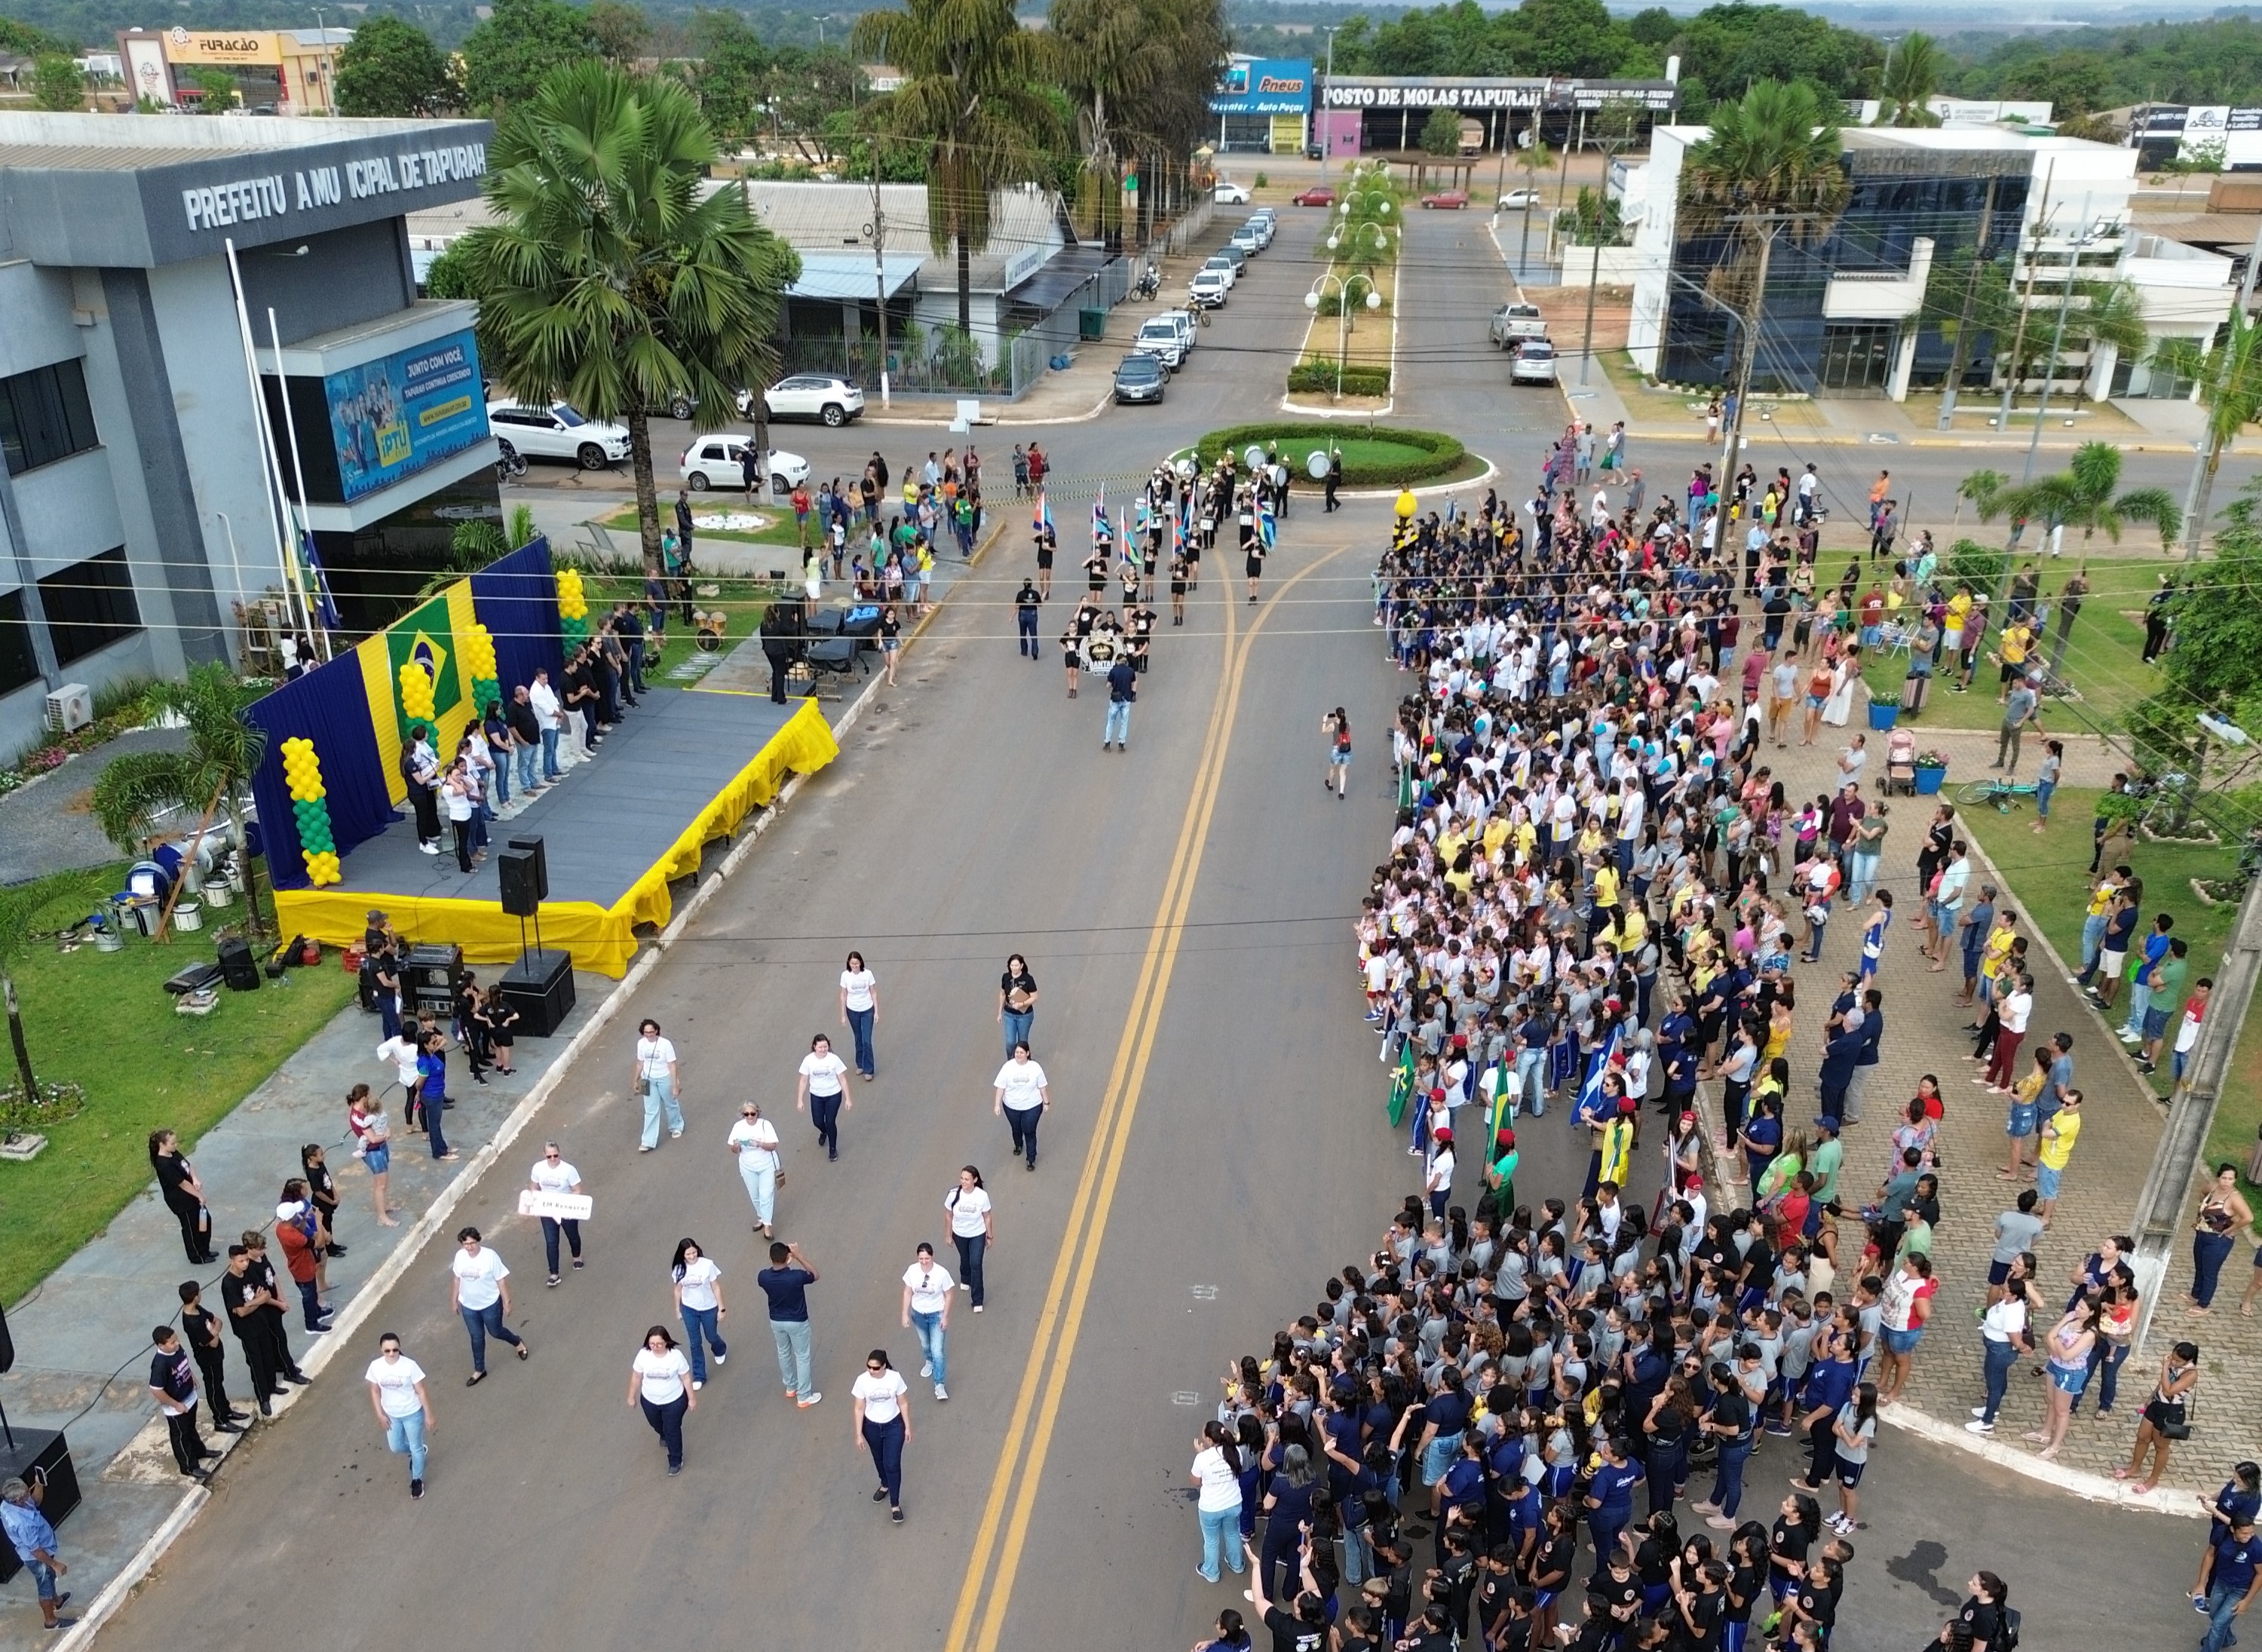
[246,651,398,892]
[470,536,566,700]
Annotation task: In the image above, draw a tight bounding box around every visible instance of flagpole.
[267,306,333,660]
[223,237,312,648]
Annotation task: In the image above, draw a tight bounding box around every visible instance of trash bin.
[1078,308,1107,342]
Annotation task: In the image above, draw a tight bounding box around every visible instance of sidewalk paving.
[1700,712,2258,1513]
[0,493,1006,1651]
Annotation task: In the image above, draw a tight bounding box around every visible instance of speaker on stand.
[498,835,575,1036]
[0,1304,79,1586]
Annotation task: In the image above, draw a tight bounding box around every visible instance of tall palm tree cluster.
[852,0,1228,328]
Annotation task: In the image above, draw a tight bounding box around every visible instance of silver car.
[1510,339,1558,385]
[759,374,866,427]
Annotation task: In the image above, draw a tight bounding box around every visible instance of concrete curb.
[1614,428,2187,456]
[52,1485,207,1652]
[863,388,1116,429]
[1879,1399,2209,1516]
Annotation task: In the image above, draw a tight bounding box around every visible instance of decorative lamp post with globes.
[1307,271,1383,400]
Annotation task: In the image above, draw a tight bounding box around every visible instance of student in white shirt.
[796,1033,851,1161]
[627,1326,695,1475]
[633,1018,685,1152]
[851,1347,913,1521]
[900,1243,956,1400]
[670,1237,728,1387]
[946,1166,995,1310]
[728,1103,782,1235]
[527,1142,584,1284]
[838,950,881,1080]
[993,1042,1051,1170]
[527,669,564,780]
[364,1335,433,1497]
[447,1228,526,1384]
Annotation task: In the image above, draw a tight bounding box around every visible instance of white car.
[1213,180,1252,204]
[1158,309,1198,352]
[486,400,631,470]
[1188,269,1230,308]
[1132,316,1187,370]
[1200,253,1240,290]
[1498,188,1541,210]
[754,374,866,427]
[677,434,813,494]
[1509,339,1558,385]
[1229,225,1264,256]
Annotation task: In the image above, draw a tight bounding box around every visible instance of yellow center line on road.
[942,541,1359,1652]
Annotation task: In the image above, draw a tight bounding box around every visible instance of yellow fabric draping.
[275,697,838,977]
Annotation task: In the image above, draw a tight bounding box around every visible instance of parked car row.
[1117,308,1200,404]
[485,372,863,476]
[1186,208,1274,311]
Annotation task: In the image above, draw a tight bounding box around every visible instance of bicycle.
[1957,775,2039,814]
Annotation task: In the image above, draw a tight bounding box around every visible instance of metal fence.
[1160,197,1217,259]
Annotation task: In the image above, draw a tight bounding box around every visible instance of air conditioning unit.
[44,683,93,734]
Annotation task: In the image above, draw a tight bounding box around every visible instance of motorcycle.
[1134,264,1160,300]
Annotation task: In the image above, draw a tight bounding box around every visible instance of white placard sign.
[517,1189,594,1222]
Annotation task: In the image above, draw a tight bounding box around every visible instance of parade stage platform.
[274,691,838,977]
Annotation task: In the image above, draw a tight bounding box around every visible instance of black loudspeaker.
[0,1298,14,1373]
[216,935,260,992]
[497,948,575,1037]
[498,849,541,918]
[507,836,549,900]
[406,942,462,1023]
[0,1430,79,1584]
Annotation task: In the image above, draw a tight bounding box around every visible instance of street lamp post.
[1307,271,1382,399]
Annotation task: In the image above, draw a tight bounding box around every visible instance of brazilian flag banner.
[355,580,480,806]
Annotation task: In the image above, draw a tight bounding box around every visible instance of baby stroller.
[1883,727,1918,795]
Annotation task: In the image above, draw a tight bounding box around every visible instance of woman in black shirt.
[301,1142,344,1258]
[998,956,1039,1058]
[149,1129,214,1263]
[483,992,520,1076]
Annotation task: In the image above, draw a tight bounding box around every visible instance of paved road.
[87,196,2262,1652]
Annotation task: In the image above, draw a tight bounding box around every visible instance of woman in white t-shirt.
[851,1347,913,1522]
[838,951,880,1081]
[364,1335,432,1498]
[728,1103,783,1235]
[796,1034,851,1162]
[527,1142,583,1284]
[669,1238,728,1387]
[633,1018,685,1152]
[1189,1419,1246,1583]
[626,1326,695,1475]
[946,1166,995,1311]
[993,1043,1051,1171]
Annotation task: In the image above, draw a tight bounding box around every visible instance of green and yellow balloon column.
[558,567,591,650]
[398,654,438,731]
[280,737,342,887]
[461,621,501,716]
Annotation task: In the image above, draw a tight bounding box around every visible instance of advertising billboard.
[323,328,488,503]
[1211,59,1313,116]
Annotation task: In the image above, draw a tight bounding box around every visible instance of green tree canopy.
[29,53,83,112]
[336,17,456,118]
[1878,30,1942,126]
[1419,105,1462,156]
[688,8,771,152]
[587,0,651,66]
[461,0,602,114]
[456,61,798,574]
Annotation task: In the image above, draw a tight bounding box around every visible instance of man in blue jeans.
[528,670,564,780]
[507,685,544,796]
[759,1239,822,1409]
[2200,1514,2262,1652]
[2,1475,72,1630]
[1102,655,1135,751]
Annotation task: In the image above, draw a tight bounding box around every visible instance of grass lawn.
[1956,786,2262,1204]
[597,503,805,549]
[0,864,356,1305]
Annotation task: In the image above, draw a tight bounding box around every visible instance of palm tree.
[2067,277,2148,406]
[1975,441,2182,556]
[89,664,272,945]
[0,889,41,1108]
[853,0,1062,334]
[1681,80,1852,495]
[2176,310,2262,558]
[1878,32,1943,127]
[456,63,799,575]
[1051,0,1165,250]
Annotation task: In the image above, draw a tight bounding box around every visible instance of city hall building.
[0,112,498,756]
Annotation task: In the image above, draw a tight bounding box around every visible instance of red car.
[1421,189,1469,210]
[1292,185,1336,207]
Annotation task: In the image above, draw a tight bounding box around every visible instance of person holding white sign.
[528,1143,584,1285]
[728,1103,782,1236]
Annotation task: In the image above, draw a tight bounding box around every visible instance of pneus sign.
[182,142,489,232]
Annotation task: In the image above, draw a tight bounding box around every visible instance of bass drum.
[1306,449,1333,481]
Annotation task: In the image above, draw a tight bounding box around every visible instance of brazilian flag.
[1386,1041,1415,1128]
[385,593,461,746]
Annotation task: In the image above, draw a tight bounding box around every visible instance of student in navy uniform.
[2201,1516,2262,1652]
[1583,1435,1646,1580]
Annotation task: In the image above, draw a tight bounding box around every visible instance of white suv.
[1188,269,1230,308]
[486,401,631,470]
[757,375,866,427]
[1132,317,1187,369]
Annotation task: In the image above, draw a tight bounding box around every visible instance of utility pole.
[868,136,890,409]
[2132,865,2262,1356]
[1716,213,1778,520]
[1995,161,2055,436]
[2021,194,2090,489]
[1576,101,1641,388]
[1936,173,1997,431]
